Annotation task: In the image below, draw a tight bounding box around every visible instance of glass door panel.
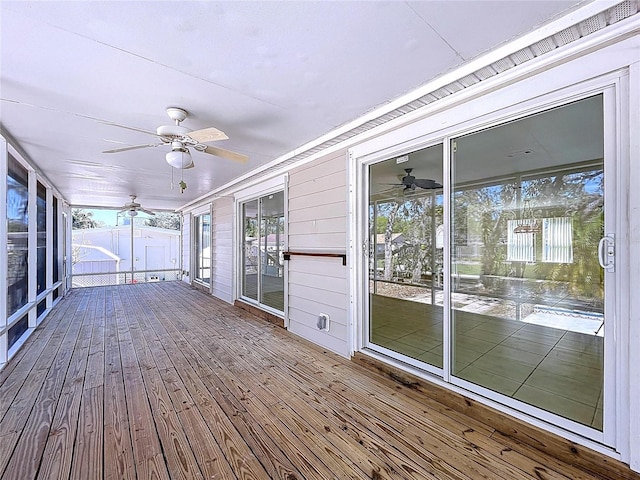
[259,192,285,311]
[195,213,211,285]
[368,144,444,369]
[451,95,606,429]
[242,200,259,301]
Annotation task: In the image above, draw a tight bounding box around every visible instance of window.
[53,197,59,284]
[7,154,29,317]
[37,182,47,295]
[542,217,574,263]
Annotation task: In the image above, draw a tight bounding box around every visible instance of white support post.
[28,166,37,328]
[627,61,640,474]
[0,135,8,365]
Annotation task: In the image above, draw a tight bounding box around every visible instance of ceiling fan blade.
[187,127,228,143]
[414,179,443,189]
[102,143,161,154]
[139,208,156,216]
[203,145,248,163]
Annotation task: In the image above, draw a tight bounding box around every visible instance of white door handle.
[598,234,615,271]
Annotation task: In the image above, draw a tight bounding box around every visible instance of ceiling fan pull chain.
[179,168,187,194]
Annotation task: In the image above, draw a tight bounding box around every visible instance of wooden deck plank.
[103,288,136,480]
[138,288,300,480]
[1,282,637,480]
[153,287,527,480]
[1,290,90,480]
[165,307,442,480]
[165,290,500,479]
[35,289,99,480]
[0,295,76,419]
[120,287,205,480]
[112,288,171,480]
[189,291,570,480]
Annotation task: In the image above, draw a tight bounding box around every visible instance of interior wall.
[287,150,350,356]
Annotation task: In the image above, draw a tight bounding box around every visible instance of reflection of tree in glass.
[525,169,604,309]
[72,209,102,229]
[145,212,181,230]
[453,182,517,284]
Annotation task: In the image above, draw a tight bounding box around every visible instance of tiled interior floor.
[370,294,603,429]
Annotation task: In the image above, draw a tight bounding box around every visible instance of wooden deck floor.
[0,282,623,479]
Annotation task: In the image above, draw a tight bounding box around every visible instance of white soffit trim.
[178,0,639,212]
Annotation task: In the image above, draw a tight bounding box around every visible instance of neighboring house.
[374,232,404,256]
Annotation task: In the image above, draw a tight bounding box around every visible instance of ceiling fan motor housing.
[156,124,190,138]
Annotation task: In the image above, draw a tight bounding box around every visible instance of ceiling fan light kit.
[103,106,248,168]
[118,195,155,217]
[166,148,193,169]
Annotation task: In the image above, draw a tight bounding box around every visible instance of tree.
[72,209,101,229]
[145,212,180,230]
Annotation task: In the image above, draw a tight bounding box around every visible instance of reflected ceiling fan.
[102,107,248,168]
[118,195,155,217]
[384,168,443,192]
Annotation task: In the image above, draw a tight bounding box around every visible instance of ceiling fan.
[102,107,248,168]
[118,195,155,217]
[384,168,443,192]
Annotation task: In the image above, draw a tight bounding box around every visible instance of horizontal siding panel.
[289,271,346,294]
[213,245,233,256]
[213,219,232,230]
[287,186,346,210]
[288,321,348,357]
[289,170,347,199]
[212,268,231,281]
[288,302,346,328]
[288,232,346,250]
[211,288,233,304]
[211,196,233,305]
[289,151,347,185]
[288,201,346,220]
[289,283,347,309]
[288,217,346,236]
[287,257,347,279]
[289,307,347,340]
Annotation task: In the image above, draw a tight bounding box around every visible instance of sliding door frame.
[234,175,288,321]
[349,70,629,457]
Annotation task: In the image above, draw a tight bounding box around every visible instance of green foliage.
[72,209,102,229]
[372,166,605,308]
[145,212,181,230]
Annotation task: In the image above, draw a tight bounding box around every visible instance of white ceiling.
[1,1,588,211]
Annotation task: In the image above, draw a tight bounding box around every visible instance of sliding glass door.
[241,191,285,313]
[366,93,613,438]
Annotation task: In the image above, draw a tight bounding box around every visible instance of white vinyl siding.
[181,213,190,284]
[287,151,349,357]
[211,196,234,303]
